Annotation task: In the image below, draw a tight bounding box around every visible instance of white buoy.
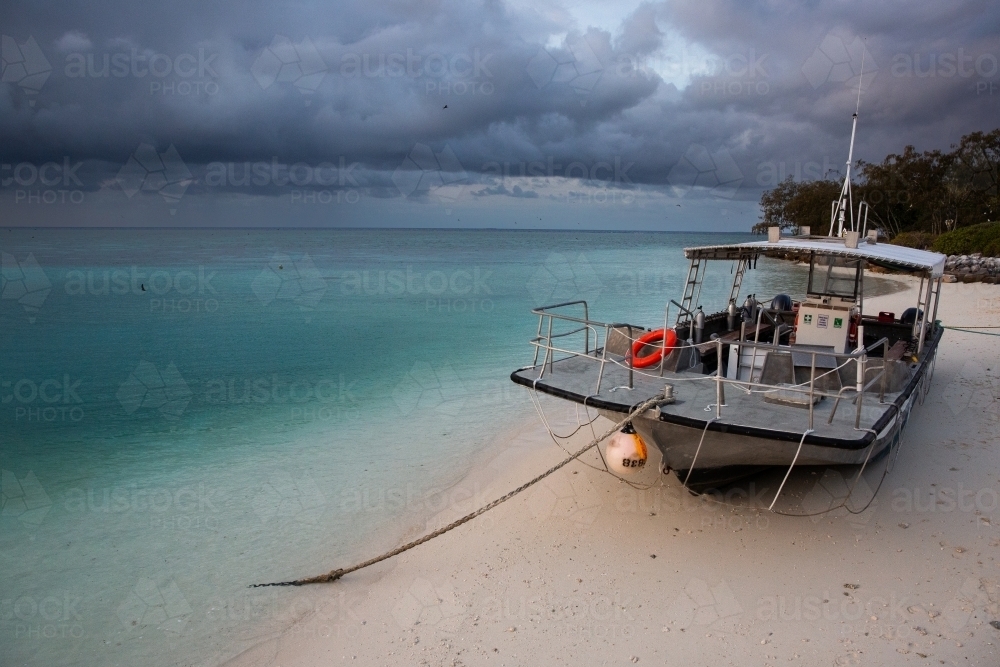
[606,423,647,475]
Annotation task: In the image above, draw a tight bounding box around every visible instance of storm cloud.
[1,0,998,228]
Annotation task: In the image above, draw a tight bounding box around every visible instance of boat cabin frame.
[683,231,945,355]
[520,229,946,437]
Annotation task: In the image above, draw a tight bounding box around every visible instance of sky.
[1,0,998,230]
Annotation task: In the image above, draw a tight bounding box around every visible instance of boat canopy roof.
[685,236,947,277]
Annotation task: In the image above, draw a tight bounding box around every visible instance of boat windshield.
[807,254,861,300]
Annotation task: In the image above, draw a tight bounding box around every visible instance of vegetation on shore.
[931,221,1000,256]
[754,129,1000,255]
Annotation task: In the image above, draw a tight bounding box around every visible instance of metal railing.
[531,300,591,372]
[528,300,893,433]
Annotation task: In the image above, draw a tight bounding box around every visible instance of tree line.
[753,128,1000,238]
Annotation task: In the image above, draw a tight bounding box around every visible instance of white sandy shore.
[222,276,1000,667]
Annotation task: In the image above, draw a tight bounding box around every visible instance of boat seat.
[792,345,844,392]
[759,351,794,385]
[862,320,915,351]
[759,346,843,393]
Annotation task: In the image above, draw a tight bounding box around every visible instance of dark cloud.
[473,183,539,197]
[1,0,997,226]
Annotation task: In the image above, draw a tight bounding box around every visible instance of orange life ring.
[630,329,678,368]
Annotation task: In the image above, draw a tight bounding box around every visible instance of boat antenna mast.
[830,42,866,237]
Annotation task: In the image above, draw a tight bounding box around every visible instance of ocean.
[1,228,822,666]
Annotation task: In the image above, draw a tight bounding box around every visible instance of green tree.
[755,128,1000,238]
[950,129,1000,225]
[856,145,951,235]
[753,177,841,234]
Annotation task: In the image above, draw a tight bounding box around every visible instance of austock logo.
[943,577,999,631]
[391,578,465,634]
[251,252,328,313]
[526,34,603,104]
[0,590,84,639]
[392,143,468,205]
[339,264,494,316]
[665,578,742,632]
[251,35,327,100]
[2,157,87,205]
[392,362,467,418]
[0,252,52,323]
[117,578,192,634]
[116,361,192,420]
[116,143,193,210]
[339,46,494,98]
[203,156,361,205]
[62,46,219,97]
[942,360,999,418]
[526,471,603,525]
[1,35,52,105]
[667,144,743,199]
[0,469,52,526]
[63,265,220,316]
[252,471,326,526]
[890,49,997,81]
[802,33,877,90]
[2,374,85,424]
[756,588,914,632]
[799,468,876,529]
[526,252,603,307]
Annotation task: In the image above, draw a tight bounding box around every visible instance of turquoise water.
[0,228,814,666]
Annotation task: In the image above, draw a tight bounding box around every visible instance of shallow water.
[1,228,881,666]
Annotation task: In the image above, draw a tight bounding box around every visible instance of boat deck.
[512,350,908,447]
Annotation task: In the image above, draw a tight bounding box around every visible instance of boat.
[510,232,945,493]
[511,95,946,496]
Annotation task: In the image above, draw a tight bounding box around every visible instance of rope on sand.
[250,395,663,588]
[942,326,1000,336]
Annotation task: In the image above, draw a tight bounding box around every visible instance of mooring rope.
[250,395,663,588]
[942,326,1000,336]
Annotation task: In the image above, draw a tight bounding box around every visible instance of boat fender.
[607,422,647,475]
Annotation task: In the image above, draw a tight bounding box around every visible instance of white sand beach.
[223,277,1000,667]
